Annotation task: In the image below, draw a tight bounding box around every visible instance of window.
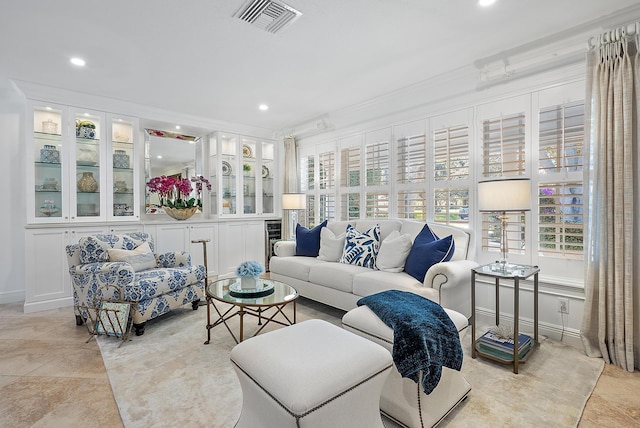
[341,146,361,187]
[480,111,527,254]
[397,190,426,220]
[481,113,526,178]
[538,183,584,258]
[432,122,471,227]
[434,125,469,181]
[434,188,469,226]
[397,134,426,183]
[300,155,314,191]
[365,192,389,218]
[341,193,360,220]
[538,100,585,260]
[319,194,336,222]
[365,141,389,186]
[306,195,315,228]
[539,101,584,173]
[318,151,335,190]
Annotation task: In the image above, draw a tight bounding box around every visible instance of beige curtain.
[282,135,299,240]
[581,34,639,371]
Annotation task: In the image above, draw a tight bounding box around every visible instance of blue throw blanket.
[357,290,463,395]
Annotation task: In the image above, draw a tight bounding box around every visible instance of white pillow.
[376,230,413,273]
[108,242,157,272]
[317,227,346,262]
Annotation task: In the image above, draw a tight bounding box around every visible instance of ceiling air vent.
[234,0,302,34]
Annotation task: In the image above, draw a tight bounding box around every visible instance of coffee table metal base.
[204,297,297,344]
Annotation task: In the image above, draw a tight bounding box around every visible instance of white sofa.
[270,219,478,318]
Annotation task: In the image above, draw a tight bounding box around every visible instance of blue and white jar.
[40,145,60,163]
[113,150,130,169]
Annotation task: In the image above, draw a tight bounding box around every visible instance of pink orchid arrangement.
[146,175,212,209]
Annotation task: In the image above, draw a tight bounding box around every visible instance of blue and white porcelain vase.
[40,145,60,164]
[113,150,130,169]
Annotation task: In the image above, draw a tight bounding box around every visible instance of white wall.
[0,78,26,303]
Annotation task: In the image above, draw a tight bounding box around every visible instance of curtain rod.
[588,21,639,49]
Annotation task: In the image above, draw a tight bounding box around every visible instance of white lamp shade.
[282,193,307,210]
[478,178,531,212]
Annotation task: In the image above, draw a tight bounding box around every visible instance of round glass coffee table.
[204,277,298,344]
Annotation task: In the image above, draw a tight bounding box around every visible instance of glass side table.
[471,262,539,374]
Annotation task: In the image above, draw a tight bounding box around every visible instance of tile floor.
[1,301,640,427]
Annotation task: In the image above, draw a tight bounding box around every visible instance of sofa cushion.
[352,270,428,298]
[108,242,157,272]
[296,220,327,257]
[404,235,455,282]
[376,231,413,273]
[309,262,371,293]
[339,224,381,269]
[318,227,346,262]
[126,265,205,301]
[269,256,326,282]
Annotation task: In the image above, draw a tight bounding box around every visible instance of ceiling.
[2,0,640,134]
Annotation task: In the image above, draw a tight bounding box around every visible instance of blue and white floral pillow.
[339,224,381,269]
[78,233,154,264]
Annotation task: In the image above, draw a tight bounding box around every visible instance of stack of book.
[477,330,534,361]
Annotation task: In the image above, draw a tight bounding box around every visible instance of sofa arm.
[423,259,479,318]
[274,240,296,257]
[70,262,135,305]
[156,251,191,268]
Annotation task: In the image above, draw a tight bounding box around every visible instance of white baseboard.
[23,297,74,314]
[474,307,583,350]
[0,290,25,305]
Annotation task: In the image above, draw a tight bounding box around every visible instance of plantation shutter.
[366,141,389,186]
[397,134,426,183]
[318,151,335,190]
[341,193,360,220]
[434,125,469,181]
[539,101,584,173]
[538,183,584,258]
[481,113,526,178]
[365,192,389,218]
[341,146,361,187]
[397,190,426,220]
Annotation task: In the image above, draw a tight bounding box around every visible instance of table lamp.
[478,178,531,268]
[282,193,307,239]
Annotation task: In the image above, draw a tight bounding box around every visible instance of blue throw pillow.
[295,220,327,256]
[414,223,439,245]
[404,234,455,282]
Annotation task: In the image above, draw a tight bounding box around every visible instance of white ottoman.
[342,306,471,428]
[230,319,393,428]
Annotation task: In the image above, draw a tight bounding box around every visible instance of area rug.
[97,298,603,428]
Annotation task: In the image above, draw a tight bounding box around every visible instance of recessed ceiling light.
[478,0,496,6]
[259,104,269,111]
[70,57,86,66]
[157,155,163,159]
[45,106,52,110]
[175,125,181,130]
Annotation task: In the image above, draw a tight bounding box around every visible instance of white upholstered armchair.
[66,232,206,336]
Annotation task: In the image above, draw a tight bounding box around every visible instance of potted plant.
[146,175,211,220]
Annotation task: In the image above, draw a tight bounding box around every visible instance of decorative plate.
[242,144,253,158]
[228,280,275,298]
[262,165,270,178]
[222,160,232,176]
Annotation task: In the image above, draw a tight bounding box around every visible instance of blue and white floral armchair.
[66,232,206,336]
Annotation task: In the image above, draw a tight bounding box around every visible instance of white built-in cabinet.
[27,101,140,224]
[24,225,110,313]
[209,132,277,217]
[217,221,266,275]
[145,223,219,279]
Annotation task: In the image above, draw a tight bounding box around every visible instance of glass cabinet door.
[261,141,275,215]
[221,133,238,215]
[109,115,137,219]
[240,136,257,215]
[72,109,105,221]
[32,104,65,222]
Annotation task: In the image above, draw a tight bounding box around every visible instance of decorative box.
[40,145,60,164]
[113,150,130,169]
